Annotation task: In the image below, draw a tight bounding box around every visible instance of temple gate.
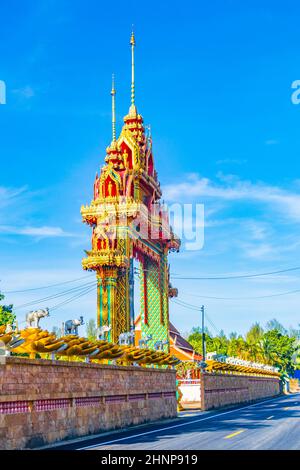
[81,33,180,348]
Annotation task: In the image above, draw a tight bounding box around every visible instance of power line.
[2,274,94,294]
[14,281,96,310]
[50,285,96,312]
[171,298,199,311]
[205,314,222,336]
[16,285,97,325]
[4,264,300,295]
[179,288,300,301]
[171,298,222,336]
[171,266,300,281]
[134,272,300,300]
[135,268,300,300]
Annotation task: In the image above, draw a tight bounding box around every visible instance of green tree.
[246,322,264,343]
[187,320,299,375]
[0,293,16,327]
[86,318,97,341]
[210,332,229,355]
[227,335,247,358]
[265,319,287,335]
[188,327,214,355]
[262,329,298,375]
[288,326,300,340]
[244,323,264,361]
[229,331,238,340]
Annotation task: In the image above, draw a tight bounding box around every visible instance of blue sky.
[1,0,300,336]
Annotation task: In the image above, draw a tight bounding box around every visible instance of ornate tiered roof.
[80,32,180,345]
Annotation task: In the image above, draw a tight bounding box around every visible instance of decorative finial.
[130,28,137,115]
[146,124,152,141]
[111,74,116,143]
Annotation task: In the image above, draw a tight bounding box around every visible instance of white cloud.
[0,186,28,209]
[0,186,75,239]
[163,174,300,221]
[240,243,275,260]
[0,225,74,238]
[244,220,269,241]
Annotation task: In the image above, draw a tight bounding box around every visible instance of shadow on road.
[92,394,300,450]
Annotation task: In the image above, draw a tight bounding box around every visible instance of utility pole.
[201,305,206,363]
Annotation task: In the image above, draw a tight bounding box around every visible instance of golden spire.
[129,28,137,116]
[111,74,116,143]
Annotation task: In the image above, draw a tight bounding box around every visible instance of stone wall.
[0,357,177,449]
[201,373,280,410]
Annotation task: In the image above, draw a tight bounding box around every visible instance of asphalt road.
[54,393,300,450]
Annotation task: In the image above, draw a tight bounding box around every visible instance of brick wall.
[0,357,177,449]
[201,373,280,410]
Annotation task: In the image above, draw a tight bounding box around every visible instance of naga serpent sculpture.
[0,323,181,367]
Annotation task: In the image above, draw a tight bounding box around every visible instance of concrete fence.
[201,373,280,410]
[0,357,282,449]
[0,357,177,449]
[179,373,281,410]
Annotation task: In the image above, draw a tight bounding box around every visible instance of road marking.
[224,430,244,439]
[179,412,202,418]
[77,395,294,450]
[266,415,274,420]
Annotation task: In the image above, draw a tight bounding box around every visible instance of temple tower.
[81,33,180,347]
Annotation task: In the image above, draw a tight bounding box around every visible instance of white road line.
[179,412,202,418]
[77,395,291,450]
